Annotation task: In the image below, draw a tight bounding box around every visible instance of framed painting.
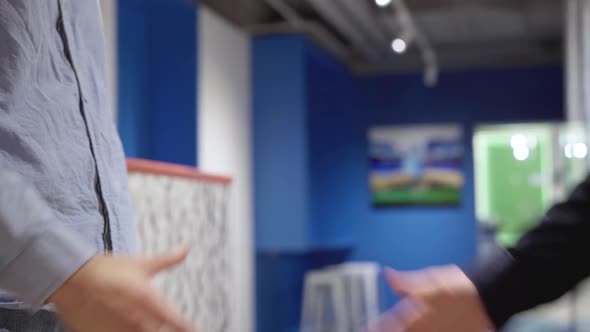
[369,124,464,206]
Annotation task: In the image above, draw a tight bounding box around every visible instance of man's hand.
[49,246,194,332]
[366,265,494,332]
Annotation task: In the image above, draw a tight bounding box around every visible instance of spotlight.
[375,0,393,7]
[513,147,529,161]
[510,134,527,149]
[574,142,588,159]
[391,38,407,54]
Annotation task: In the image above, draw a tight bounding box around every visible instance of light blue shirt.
[0,0,136,308]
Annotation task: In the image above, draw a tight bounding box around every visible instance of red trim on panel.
[126,158,232,184]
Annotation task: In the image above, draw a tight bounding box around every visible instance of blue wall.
[254,35,564,332]
[306,43,366,248]
[117,0,150,158]
[117,0,198,166]
[253,35,311,251]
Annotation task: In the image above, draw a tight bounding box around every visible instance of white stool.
[300,269,349,332]
[330,262,380,330]
[300,262,381,332]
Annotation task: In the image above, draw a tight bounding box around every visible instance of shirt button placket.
[57,0,114,252]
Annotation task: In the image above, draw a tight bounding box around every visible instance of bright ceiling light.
[513,147,529,161]
[391,38,407,54]
[375,0,393,7]
[510,134,527,149]
[574,142,588,159]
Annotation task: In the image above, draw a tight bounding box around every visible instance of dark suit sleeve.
[468,176,590,329]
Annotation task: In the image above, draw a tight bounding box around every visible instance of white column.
[565,0,590,125]
[581,0,590,124]
[198,7,254,332]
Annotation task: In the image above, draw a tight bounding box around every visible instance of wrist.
[470,288,496,331]
[461,272,496,331]
[48,255,100,306]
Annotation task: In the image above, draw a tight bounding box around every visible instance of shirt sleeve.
[469,175,590,329]
[0,169,97,310]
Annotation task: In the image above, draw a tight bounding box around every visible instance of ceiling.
[199,0,564,75]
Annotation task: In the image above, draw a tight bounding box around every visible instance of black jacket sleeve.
[469,175,590,329]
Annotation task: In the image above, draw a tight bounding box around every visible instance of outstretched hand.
[364,265,494,332]
[49,246,196,332]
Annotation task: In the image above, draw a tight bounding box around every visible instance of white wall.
[99,0,118,118]
[198,7,254,332]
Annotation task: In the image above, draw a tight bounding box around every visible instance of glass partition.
[474,122,588,247]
